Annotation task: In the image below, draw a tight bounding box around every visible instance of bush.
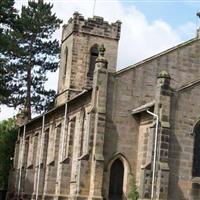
[128,176,139,200]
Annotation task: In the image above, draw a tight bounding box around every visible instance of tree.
[0,0,17,105]
[128,176,139,200]
[0,118,17,190]
[8,0,62,119]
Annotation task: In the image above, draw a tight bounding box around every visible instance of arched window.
[63,47,68,76]
[109,159,124,200]
[192,122,200,177]
[88,44,99,78]
[42,129,49,164]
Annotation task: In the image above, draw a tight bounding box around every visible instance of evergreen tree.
[0,0,17,105]
[9,0,62,119]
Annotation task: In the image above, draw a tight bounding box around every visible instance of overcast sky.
[1,0,200,120]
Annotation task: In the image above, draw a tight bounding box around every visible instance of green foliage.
[0,0,17,105]
[0,118,17,189]
[128,176,139,200]
[2,0,62,118]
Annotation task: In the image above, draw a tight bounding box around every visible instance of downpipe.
[146,110,159,200]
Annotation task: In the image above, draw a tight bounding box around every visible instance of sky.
[1,0,200,120]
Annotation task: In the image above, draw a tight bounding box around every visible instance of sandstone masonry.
[7,13,200,200]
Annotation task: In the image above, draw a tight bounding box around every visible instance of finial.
[196,11,200,38]
[157,70,171,88]
[99,44,105,57]
[157,70,171,79]
[73,11,80,18]
[95,44,108,66]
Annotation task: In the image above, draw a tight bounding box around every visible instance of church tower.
[56,12,121,105]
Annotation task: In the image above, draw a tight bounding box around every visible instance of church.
[7,12,200,200]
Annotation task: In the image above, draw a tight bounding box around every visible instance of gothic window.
[80,113,90,157]
[41,129,49,165]
[47,125,55,165]
[63,47,68,77]
[193,122,200,177]
[23,137,29,167]
[27,136,34,168]
[35,129,49,166]
[68,118,76,158]
[88,44,99,78]
[109,159,124,200]
[55,123,62,158]
[17,137,23,169]
[14,141,20,169]
[33,133,39,166]
[79,110,85,157]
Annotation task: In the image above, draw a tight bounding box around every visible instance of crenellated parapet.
[62,12,121,42]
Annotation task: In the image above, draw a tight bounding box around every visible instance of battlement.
[62,12,121,42]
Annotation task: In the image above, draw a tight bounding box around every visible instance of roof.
[131,101,155,115]
[20,88,92,128]
[176,79,200,93]
[116,37,199,75]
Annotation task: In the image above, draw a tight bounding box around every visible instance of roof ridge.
[116,37,198,75]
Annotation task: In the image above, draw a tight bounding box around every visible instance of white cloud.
[47,0,183,68]
[0,0,195,120]
[177,21,196,40]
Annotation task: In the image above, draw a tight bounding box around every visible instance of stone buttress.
[154,71,172,200]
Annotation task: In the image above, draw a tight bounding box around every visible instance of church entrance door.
[108,159,124,200]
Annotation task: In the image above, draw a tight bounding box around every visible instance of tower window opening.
[63,47,68,77]
[88,44,99,79]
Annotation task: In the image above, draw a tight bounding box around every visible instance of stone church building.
[7,12,200,200]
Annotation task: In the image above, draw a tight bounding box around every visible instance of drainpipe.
[146,110,159,200]
[17,124,26,199]
[36,114,45,200]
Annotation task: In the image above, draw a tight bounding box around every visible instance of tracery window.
[87,44,99,78]
[192,122,200,177]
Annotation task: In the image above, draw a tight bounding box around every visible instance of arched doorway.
[109,159,124,200]
[193,121,200,177]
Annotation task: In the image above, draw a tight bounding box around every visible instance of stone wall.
[103,38,200,199]
[168,82,200,200]
[8,92,93,200]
